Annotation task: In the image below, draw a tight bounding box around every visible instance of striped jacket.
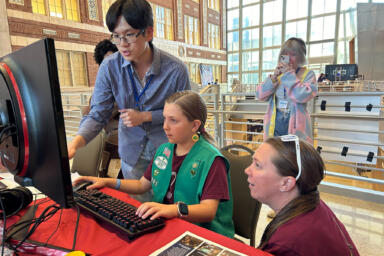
[256,68,318,143]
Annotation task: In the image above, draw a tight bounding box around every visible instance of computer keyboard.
[73,189,165,240]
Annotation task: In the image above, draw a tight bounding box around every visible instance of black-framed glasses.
[279,134,302,180]
[110,30,144,45]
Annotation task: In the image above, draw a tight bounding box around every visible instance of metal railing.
[60,82,384,203]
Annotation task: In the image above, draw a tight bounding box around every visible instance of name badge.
[278,100,288,109]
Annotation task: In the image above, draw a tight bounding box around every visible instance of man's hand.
[67,135,86,159]
[119,109,151,127]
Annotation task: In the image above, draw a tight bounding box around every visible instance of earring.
[192,134,199,142]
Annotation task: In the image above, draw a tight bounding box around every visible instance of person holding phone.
[256,37,317,143]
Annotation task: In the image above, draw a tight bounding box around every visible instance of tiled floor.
[248,192,384,255]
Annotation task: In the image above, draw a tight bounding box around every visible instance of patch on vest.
[154,156,168,170]
[163,147,171,158]
[190,161,200,177]
[154,169,160,176]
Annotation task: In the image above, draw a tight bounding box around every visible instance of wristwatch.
[177,201,188,217]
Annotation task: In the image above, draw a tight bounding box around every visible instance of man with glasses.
[68,0,190,202]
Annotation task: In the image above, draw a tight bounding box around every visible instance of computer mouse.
[73,181,93,192]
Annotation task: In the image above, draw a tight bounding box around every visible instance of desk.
[6,188,270,256]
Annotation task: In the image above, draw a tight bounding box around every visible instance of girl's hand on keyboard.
[73,176,106,190]
[136,202,178,220]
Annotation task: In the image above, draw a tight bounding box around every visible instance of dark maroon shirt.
[144,150,229,204]
[264,200,360,256]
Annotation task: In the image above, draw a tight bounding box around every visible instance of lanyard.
[127,66,153,108]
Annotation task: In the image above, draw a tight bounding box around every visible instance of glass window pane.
[228,53,239,72]
[228,9,239,30]
[56,51,72,87]
[263,0,282,24]
[286,0,308,20]
[263,24,281,47]
[49,0,63,18]
[227,74,239,86]
[242,28,259,49]
[72,52,88,87]
[337,40,347,64]
[32,0,46,15]
[102,0,114,25]
[227,31,239,51]
[228,0,239,8]
[285,20,307,40]
[242,5,259,28]
[310,15,336,41]
[66,0,80,21]
[312,0,336,16]
[243,0,258,5]
[242,73,259,84]
[262,48,280,70]
[309,42,334,57]
[341,0,368,11]
[242,51,259,71]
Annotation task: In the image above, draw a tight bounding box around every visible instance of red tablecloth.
[7,187,271,256]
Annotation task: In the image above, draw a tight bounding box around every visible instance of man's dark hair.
[93,39,118,65]
[106,0,153,32]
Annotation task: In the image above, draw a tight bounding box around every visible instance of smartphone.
[280,55,290,64]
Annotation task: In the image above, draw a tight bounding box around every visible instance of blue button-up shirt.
[77,45,191,166]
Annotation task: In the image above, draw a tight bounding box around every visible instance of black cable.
[5,204,61,251]
[72,204,81,251]
[0,191,7,256]
[44,208,63,246]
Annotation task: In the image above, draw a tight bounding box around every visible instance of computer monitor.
[325,64,358,82]
[0,38,74,208]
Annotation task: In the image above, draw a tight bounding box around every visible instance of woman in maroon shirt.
[245,135,360,256]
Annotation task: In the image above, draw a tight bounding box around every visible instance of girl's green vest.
[151,137,234,238]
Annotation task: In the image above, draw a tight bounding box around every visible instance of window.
[208,0,220,11]
[227,9,239,30]
[184,15,200,45]
[212,65,222,83]
[32,0,46,15]
[66,0,80,21]
[228,53,239,72]
[285,20,307,40]
[49,0,63,18]
[242,28,259,50]
[151,4,174,40]
[228,31,239,51]
[102,0,115,25]
[242,51,259,71]
[188,63,201,84]
[286,0,308,21]
[32,0,80,21]
[226,0,365,84]
[208,23,220,49]
[56,50,88,88]
[311,0,337,16]
[310,15,336,41]
[263,24,282,47]
[242,4,259,28]
[263,0,282,25]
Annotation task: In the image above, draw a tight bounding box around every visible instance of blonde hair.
[279,37,307,67]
